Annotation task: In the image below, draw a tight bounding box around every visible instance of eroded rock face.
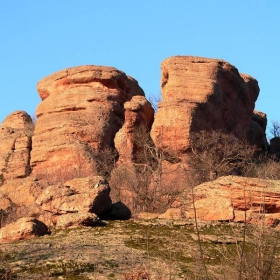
[247,110,268,150]
[0,217,49,244]
[0,111,34,180]
[151,56,260,156]
[114,95,154,164]
[0,177,46,226]
[56,213,101,229]
[31,66,144,181]
[162,176,280,224]
[36,176,112,227]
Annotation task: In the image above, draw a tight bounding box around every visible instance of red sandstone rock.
[0,177,46,225]
[0,217,49,243]
[55,213,100,228]
[114,95,154,164]
[247,110,268,149]
[163,176,280,224]
[0,111,34,180]
[36,177,112,218]
[252,110,267,132]
[0,57,271,239]
[31,65,144,181]
[151,56,260,156]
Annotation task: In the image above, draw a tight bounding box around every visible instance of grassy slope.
[0,219,280,279]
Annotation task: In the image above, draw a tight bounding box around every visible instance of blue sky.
[1,1,279,134]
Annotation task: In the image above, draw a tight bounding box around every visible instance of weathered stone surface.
[36,177,112,217]
[0,177,45,225]
[247,110,268,149]
[114,95,154,164]
[252,110,267,132]
[151,56,260,156]
[31,65,144,181]
[163,176,280,223]
[0,194,11,211]
[0,217,49,243]
[0,111,34,180]
[55,213,100,228]
[0,177,44,206]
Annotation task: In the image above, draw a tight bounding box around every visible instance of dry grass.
[0,219,279,279]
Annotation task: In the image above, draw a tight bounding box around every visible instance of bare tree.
[269,120,280,138]
[148,93,161,113]
[189,130,257,183]
[93,147,118,179]
[252,154,280,180]
[110,124,185,213]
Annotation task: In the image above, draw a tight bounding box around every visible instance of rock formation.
[161,176,280,225]
[0,57,276,243]
[0,217,49,244]
[0,177,46,225]
[0,176,113,242]
[151,56,261,157]
[247,110,268,150]
[37,177,111,216]
[31,65,145,181]
[55,213,101,229]
[114,95,154,164]
[0,111,34,180]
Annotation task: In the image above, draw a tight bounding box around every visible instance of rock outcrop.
[0,111,34,180]
[247,110,268,150]
[114,95,154,164]
[55,213,101,229]
[36,176,112,227]
[0,217,49,244]
[161,176,280,225]
[0,57,274,243]
[0,177,45,223]
[151,56,260,157]
[31,66,144,181]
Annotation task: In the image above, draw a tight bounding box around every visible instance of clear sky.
[1,1,279,134]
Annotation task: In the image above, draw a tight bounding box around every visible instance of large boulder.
[0,217,49,244]
[162,176,280,225]
[0,177,46,226]
[31,65,144,182]
[36,176,112,227]
[55,213,101,229]
[0,111,34,180]
[151,56,260,157]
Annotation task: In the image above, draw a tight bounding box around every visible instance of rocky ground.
[1,218,280,280]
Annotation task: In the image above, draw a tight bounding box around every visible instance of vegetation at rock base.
[0,219,280,279]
